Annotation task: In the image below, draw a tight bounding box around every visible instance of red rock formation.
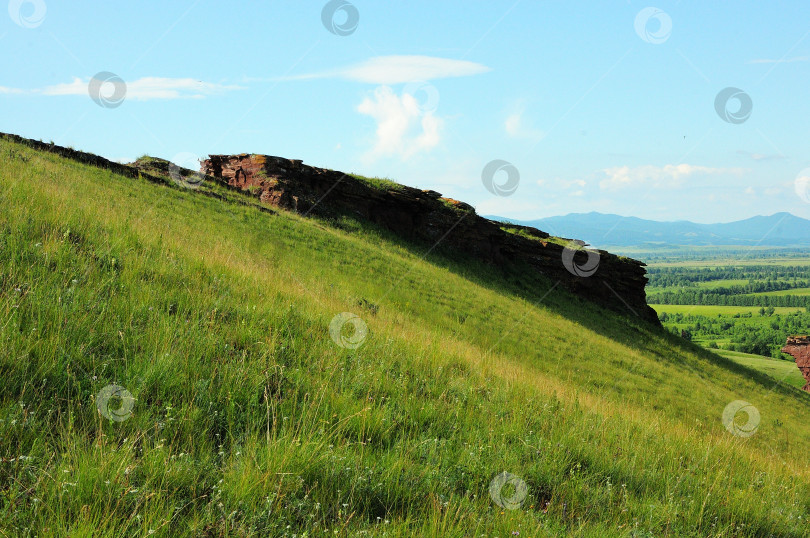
[0,131,660,324]
[0,133,659,324]
[782,336,810,392]
[202,154,659,324]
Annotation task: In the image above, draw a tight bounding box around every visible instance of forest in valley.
[648,261,810,359]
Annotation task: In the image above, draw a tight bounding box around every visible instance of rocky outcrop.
[0,132,658,324]
[202,154,659,324]
[782,336,810,392]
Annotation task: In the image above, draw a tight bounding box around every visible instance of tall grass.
[0,139,809,536]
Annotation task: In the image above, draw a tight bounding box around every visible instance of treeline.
[661,310,810,358]
[640,248,810,263]
[647,265,810,288]
[652,280,807,293]
[649,291,810,307]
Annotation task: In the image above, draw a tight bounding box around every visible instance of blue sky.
[2,0,810,223]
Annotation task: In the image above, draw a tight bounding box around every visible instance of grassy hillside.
[1,138,810,537]
[713,350,806,390]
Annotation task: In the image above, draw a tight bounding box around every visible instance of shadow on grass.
[6,133,805,404]
[320,210,810,403]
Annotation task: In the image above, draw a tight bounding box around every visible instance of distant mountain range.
[487,212,810,248]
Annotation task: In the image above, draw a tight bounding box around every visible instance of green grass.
[500,226,575,248]
[612,245,810,266]
[649,258,810,267]
[349,173,407,192]
[645,279,753,295]
[746,287,810,297]
[652,304,805,316]
[693,279,754,289]
[648,282,810,296]
[714,351,806,390]
[2,138,810,536]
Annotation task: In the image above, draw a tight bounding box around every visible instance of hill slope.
[1,136,809,536]
[495,211,810,248]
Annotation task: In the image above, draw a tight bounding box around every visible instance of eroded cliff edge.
[202,154,659,324]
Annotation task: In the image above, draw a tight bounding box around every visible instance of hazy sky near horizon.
[2,1,810,223]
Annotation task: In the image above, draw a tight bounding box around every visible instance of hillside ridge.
[0,132,657,324]
[200,153,657,323]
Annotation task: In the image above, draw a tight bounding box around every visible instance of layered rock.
[202,154,659,324]
[782,336,810,392]
[0,131,659,324]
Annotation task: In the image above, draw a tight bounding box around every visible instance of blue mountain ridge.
[486,211,810,248]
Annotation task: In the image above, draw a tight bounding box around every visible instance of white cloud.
[357,86,443,160]
[285,55,490,84]
[41,77,243,100]
[1,77,243,100]
[737,150,786,161]
[599,164,745,190]
[561,179,586,189]
[749,56,809,64]
[504,104,543,141]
